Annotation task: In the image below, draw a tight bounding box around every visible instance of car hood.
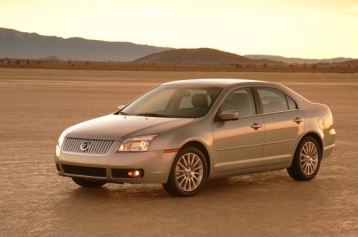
[66,114,194,140]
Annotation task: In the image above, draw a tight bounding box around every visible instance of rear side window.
[257,87,289,113]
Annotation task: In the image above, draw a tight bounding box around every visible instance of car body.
[54,79,336,196]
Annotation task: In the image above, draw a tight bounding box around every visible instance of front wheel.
[287,136,321,181]
[71,177,106,188]
[163,146,207,197]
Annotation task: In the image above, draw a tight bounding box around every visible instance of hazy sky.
[1,0,358,59]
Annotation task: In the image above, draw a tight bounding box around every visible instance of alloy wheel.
[175,152,204,192]
[300,141,319,175]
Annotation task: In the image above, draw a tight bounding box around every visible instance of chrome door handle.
[294,117,304,124]
[251,123,262,130]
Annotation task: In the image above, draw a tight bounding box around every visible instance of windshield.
[119,85,223,118]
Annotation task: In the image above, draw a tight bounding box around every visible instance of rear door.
[255,87,304,166]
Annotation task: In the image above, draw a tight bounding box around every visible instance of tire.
[71,177,106,188]
[162,146,208,197]
[287,136,321,181]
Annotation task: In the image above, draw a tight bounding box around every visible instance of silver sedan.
[54,79,336,197]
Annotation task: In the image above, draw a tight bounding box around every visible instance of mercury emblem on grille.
[80,141,91,151]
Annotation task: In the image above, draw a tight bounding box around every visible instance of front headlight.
[57,128,69,147]
[117,135,157,152]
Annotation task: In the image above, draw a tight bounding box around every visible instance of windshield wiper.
[136,113,170,117]
[115,111,129,115]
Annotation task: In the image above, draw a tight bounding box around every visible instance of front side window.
[221,87,256,117]
[257,87,296,113]
[120,86,222,118]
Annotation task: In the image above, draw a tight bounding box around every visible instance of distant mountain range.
[134,48,283,64]
[0,28,356,64]
[0,28,171,61]
[244,55,354,64]
[340,59,358,65]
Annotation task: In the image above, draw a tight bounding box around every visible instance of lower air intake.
[62,165,106,177]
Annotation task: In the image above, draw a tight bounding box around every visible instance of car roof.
[161,78,266,88]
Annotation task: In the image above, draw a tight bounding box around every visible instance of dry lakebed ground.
[0,69,357,236]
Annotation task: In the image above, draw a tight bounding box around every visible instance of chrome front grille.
[62,138,114,156]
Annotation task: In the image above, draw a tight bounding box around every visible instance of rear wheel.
[163,146,207,197]
[287,136,321,181]
[71,177,106,188]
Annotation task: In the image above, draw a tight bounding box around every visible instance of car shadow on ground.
[63,170,294,201]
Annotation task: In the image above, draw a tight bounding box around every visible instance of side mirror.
[117,105,125,110]
[218,110,239,121]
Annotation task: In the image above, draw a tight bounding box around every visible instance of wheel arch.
[181,141,211,178]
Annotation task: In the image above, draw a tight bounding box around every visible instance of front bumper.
[54,144,176,184]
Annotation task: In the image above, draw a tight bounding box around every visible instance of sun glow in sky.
[1,0,358,59]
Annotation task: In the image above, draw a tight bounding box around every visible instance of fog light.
[128,170,141,178]
[56,163,61,171]
[111,168,144,178]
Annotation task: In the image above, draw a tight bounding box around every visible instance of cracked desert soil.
[0,69,357,236]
